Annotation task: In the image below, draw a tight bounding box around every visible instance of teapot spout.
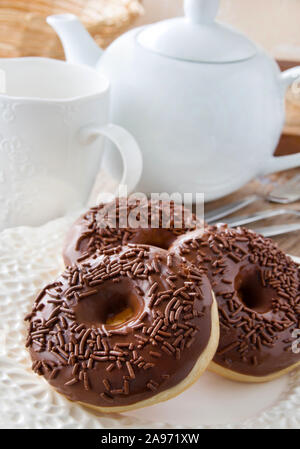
[47,14,103,67]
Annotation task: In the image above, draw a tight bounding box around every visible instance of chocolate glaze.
[171,225,300,377]
[25,245,213,408]
[63,199,200,266]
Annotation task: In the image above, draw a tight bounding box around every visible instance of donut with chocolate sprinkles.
[25,244,219,412]
[63,198,201,266]
[170,224,300,382]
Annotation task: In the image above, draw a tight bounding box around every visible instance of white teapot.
[48,0,300,201]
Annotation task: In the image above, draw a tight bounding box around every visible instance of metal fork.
[222,208,300,228]
[205,195,259,224]
[206,207,300,237]
[253,223,300,238]
[206,174,300,224]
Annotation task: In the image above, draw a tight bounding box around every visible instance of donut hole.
[73,280,143,327]
[235,265,274,313]
[105,301,134,326]
[128,229,177,250]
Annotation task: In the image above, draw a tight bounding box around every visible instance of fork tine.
[205,195,258,223]
[252,222,300,237]
[225,208,300,227]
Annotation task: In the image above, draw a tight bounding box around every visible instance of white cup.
[0,57,142,230]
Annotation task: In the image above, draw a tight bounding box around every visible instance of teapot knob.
[184,0,220,24]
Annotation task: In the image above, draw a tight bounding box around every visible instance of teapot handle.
[262,66,300,175]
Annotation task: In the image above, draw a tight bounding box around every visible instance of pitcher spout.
[47,14,103,67]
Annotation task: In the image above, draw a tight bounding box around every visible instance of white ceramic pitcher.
[0,58,142,230]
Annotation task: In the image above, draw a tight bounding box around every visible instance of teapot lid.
[137,0,257,63]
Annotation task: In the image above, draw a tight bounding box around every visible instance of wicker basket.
[0,0,144,59]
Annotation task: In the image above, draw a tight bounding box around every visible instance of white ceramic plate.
[0,216,299,429]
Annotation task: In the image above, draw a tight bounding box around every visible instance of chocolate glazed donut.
[25,244,219,412]
[170,225,300,382]
[63,199,200,266]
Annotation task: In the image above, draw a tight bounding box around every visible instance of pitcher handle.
[262,66,300,175]
[80,123,143,198]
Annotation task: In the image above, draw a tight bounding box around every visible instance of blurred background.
[1,0,300,60]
